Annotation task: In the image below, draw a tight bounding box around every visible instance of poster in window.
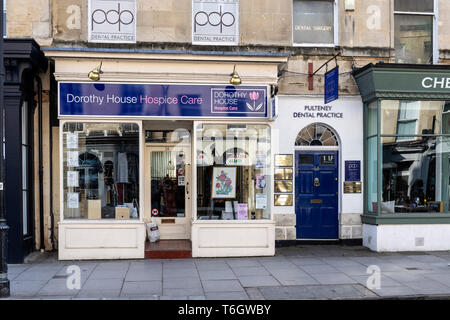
[211,167,237,198]
[256,174,266,189]
[67,192,79,209]
[67,151,79,167]
[237,203,248,220]
[256,193,267,209]
[66,133,78,149]
[255,153,266,169]
[67,171,79,187]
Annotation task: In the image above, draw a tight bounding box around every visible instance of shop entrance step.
[145,240,192,259]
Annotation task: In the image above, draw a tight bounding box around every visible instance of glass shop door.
[145,144,191,239]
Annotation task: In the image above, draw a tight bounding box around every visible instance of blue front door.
[295,151,339,239]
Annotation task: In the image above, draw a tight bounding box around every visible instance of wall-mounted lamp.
[88,62,103,81]
[229,65,242,85]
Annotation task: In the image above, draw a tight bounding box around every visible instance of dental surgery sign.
[59,83,268,118]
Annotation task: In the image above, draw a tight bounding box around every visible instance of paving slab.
[163,288,205,297]
[125,270,162,282]
[198,269,237,280]
[403,279,450,295]
[350,274,402,287]
[289,257,326,266]
[163,276,203,289]
[310,273,358,285]
[10,280,48,297]
[307,284,368,299]
[423,273,450,287]
[370,286,420,297]
[226,258,262,268]
[238,275,281,287]
[231,266,270,276]
[121,281,162,296]
[258,285,316,299]
[299,264,340,275]
[205,291,249,300]
[202,280,244,293]
[37,278,80,296]
[188,296,206,300]
[79,278,124,297]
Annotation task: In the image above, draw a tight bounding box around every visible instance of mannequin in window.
[77,152,103,198]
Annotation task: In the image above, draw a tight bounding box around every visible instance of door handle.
[314,177,320,187]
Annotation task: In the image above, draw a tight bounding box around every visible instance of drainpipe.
[0,0,10,298]
[36,76,44,252]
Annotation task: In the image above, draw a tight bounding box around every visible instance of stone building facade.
[5,0,450,254]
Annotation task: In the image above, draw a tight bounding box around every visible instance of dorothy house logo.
[193,0,239,45]
[88,0,136,43]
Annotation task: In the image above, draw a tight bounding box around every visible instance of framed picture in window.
[211,167,237,199]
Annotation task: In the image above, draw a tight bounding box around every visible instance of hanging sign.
[59,83,268,118]
[324,67,339,104]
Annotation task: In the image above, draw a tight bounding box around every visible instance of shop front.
[50,51,286,260]
[272,95,364,241]
[353,63,450,252]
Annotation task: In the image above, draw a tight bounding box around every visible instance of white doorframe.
[144,143,192,239]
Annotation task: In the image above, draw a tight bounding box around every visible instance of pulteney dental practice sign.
[88,0,136,43]
[59,83,268,118]
[324,67,339,104]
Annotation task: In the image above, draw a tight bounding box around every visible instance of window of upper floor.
[394,0,437,64]
[292,0,338,47]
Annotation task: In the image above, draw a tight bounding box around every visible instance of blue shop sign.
[324,67,339,104]
[345,161,361,182]
[59,82,268,118]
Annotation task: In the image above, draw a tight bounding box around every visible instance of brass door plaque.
[344,182,362,193]
[310,199,323,204]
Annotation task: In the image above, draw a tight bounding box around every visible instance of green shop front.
[353,63,450,251]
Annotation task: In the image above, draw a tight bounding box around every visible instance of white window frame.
[59,119,144,223]
[292,0,338,47]
[393,0,438,64]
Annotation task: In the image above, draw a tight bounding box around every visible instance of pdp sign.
[193,0,239,45]
[88,0,136,43]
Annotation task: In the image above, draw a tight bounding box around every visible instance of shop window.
[62,122,140,220]
[196,124,271,220]
[394,0,436,64]
[381,100,442,136]
[295,123,338,146]
[396,101,419,140]
[293,0,337,46]
[366,100,450,214]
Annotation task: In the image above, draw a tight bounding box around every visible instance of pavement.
[2,245,450,300]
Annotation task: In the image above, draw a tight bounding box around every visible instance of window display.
[62,122,140,219]
[196,124,271,220]
[366,100,450,214]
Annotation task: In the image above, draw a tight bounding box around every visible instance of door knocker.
[314,177,320,187]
